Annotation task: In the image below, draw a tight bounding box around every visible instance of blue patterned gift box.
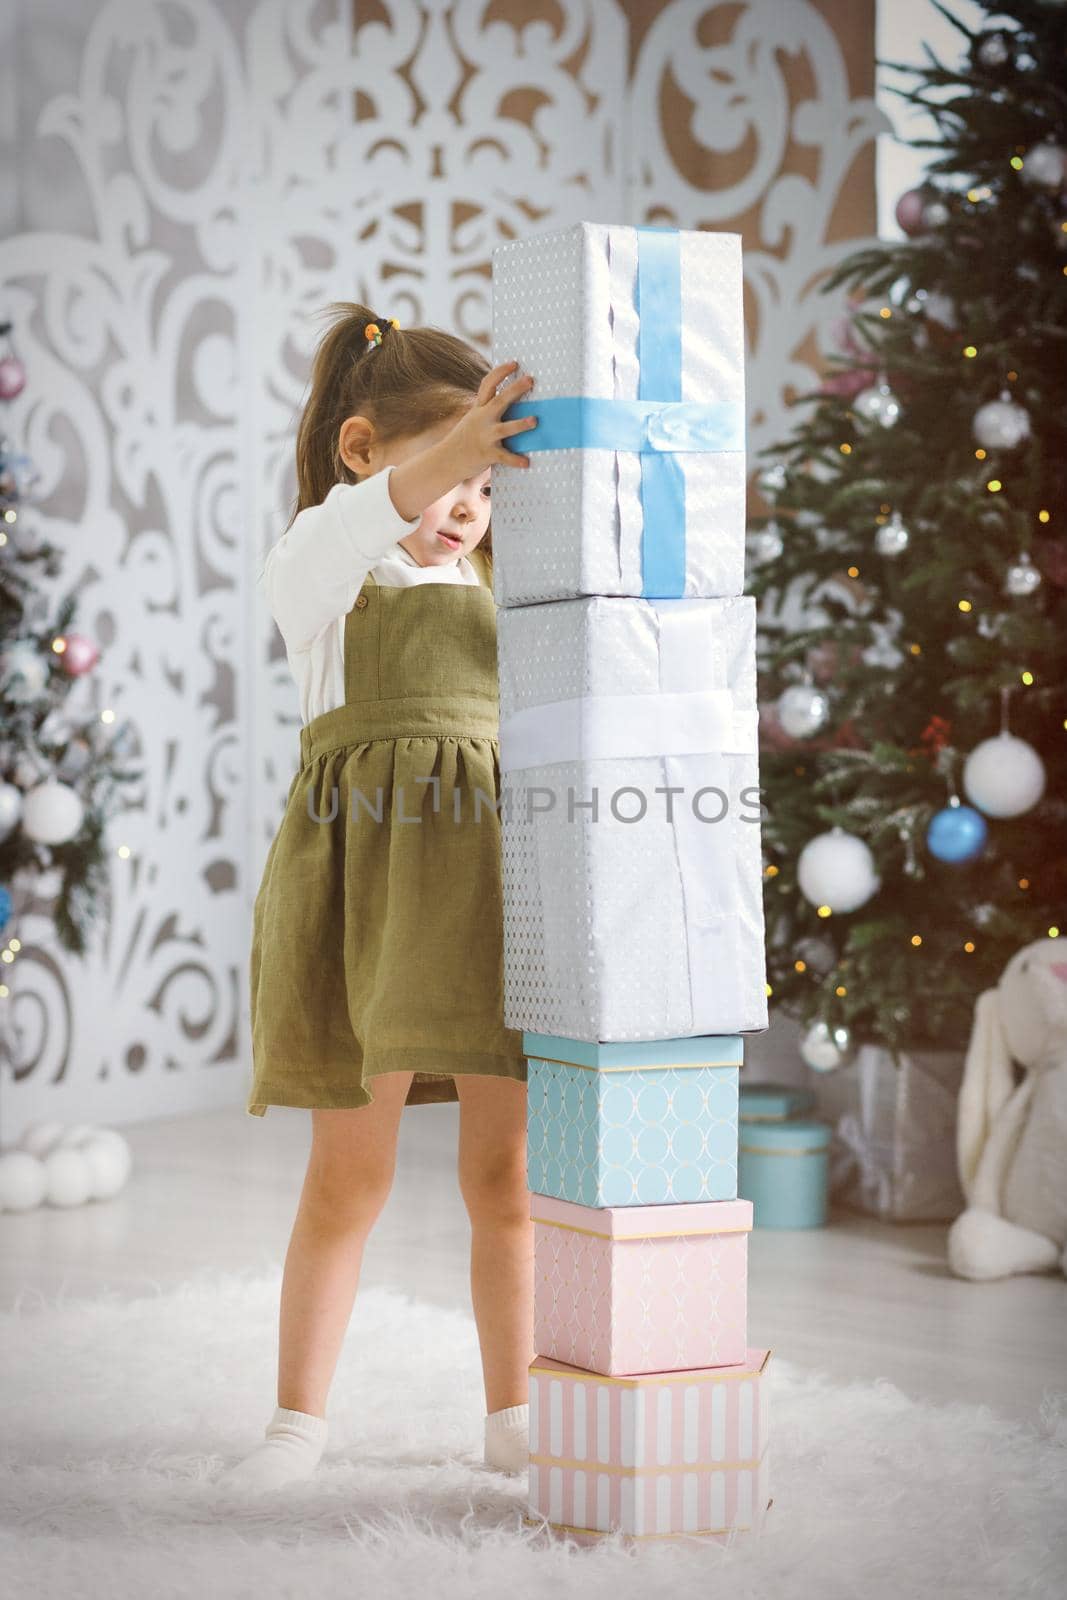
[524,1032,741,1207]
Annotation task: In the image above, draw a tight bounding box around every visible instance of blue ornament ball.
[0,884,11,932]
[926,804,988,864]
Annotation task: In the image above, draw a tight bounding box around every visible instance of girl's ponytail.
[288,302,493,541]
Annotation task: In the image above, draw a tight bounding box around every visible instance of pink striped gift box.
[526,1349,771,1542]
[532,1193,751,1375]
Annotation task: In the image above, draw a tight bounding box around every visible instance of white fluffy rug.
[1,1268,1064,1599]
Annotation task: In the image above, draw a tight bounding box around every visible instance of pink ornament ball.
[59,633,100,677]
[0,355,26,400]
[895,189,927,235]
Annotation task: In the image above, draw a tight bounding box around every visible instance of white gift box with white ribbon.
[497,593,768,1041]
[490,222,746,607]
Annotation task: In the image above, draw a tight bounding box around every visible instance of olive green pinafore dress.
[247,543,527,1114]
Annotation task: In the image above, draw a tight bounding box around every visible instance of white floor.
[2,1102,1063,1426]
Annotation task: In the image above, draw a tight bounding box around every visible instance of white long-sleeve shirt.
[260,466,482,725]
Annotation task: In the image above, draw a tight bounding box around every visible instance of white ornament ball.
[963,733,1046,818]
[973,390,1031,450]
[800,1019,853,1073]
[81,1130,133,1200]
[42,1145,93,1207]
[778,684,830,739]
[797,827,881,914]
[21,778,84,844]
[0,1150,48,1212]
[853,381,902,429]
[1020,141,1067,190]
[18,1119,68,1158]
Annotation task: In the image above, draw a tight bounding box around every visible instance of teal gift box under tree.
[738,1119,832,1229]
[524,1032,741,1207]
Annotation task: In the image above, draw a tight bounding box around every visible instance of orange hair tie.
[364,317,401,349]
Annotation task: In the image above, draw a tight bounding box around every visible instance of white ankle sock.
[484,1402,529,1473]
[217,1405,328,1494]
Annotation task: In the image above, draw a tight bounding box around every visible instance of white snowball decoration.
[0,639,48,702]
[797,827,881,914]
[18,1119,67,1158]
[56,1124,103,1148]
[800,1019,853,1073]
[80,1129,133,1200]
[972,390,1031,451]
[0,1150,48,1212]
[41,1145,93,1207]
[963,733,1046,818]
[21,778,84,844]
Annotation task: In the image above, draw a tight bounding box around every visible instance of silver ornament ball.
[876,512,910,556]
[1020,142,1067,190]
[973,390,1031,450]
[1004,552,1042,597]
[853,381,902,429]
[777,683,831,739]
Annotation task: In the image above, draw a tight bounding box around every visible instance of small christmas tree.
[749,0,1067,1066]
[0,319,141,964]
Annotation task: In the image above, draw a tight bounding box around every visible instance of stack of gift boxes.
[490,222,771,1545]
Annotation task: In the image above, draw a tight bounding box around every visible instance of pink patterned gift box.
[532,1193,751,1375]
[526,1349,771,1542]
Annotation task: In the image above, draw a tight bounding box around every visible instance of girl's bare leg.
[454,1074,534,1412]
[278,1070,414,1415]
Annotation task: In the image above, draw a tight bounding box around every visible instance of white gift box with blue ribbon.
[490,222,746,607]
[524,1032,741,1207]
[497,593,768,1041]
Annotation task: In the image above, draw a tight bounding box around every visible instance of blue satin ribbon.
[501,227,742,597]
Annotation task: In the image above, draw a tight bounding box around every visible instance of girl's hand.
[444,360,538,476]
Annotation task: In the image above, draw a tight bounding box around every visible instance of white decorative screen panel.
[0,0,885,1134]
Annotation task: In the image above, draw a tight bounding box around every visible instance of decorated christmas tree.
[749,0,1067,1067]
[0,319,140,965]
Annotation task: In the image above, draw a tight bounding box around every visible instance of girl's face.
[378,416,492,569]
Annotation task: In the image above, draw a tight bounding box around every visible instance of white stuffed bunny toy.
[947,936,1067,1281]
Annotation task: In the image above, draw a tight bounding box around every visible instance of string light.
[986,479,1003,492]
[817,905,832,918]
[1021,670,1034,685]
[765,982,774,995]
[1038,510,1050,522]
[765,863,779,878]
[117,844,131,860]
[911,934,922,946]
[1050,927,1060,939]
[100,709,115,724]
[1019,878,1030,890]
[51,637,67,655]
[839,442,853,454]
[1010,155,1024,170]
[794,960,807,972]
[963,345,978,358]
[958,599,973,612]
[963,941,975,953]
[879,307,892,319]
[975,448,987,460]
[909,643,922,655]
[847,566,860,578]
[1,950,13,965]
[8,939,19,952]
[835,985,847,996]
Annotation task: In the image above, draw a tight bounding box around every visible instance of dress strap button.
[354,593,369,610]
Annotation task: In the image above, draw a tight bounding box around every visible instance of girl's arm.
[259,466,421,654]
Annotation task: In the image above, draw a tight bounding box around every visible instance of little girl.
[218,304,539,1493]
